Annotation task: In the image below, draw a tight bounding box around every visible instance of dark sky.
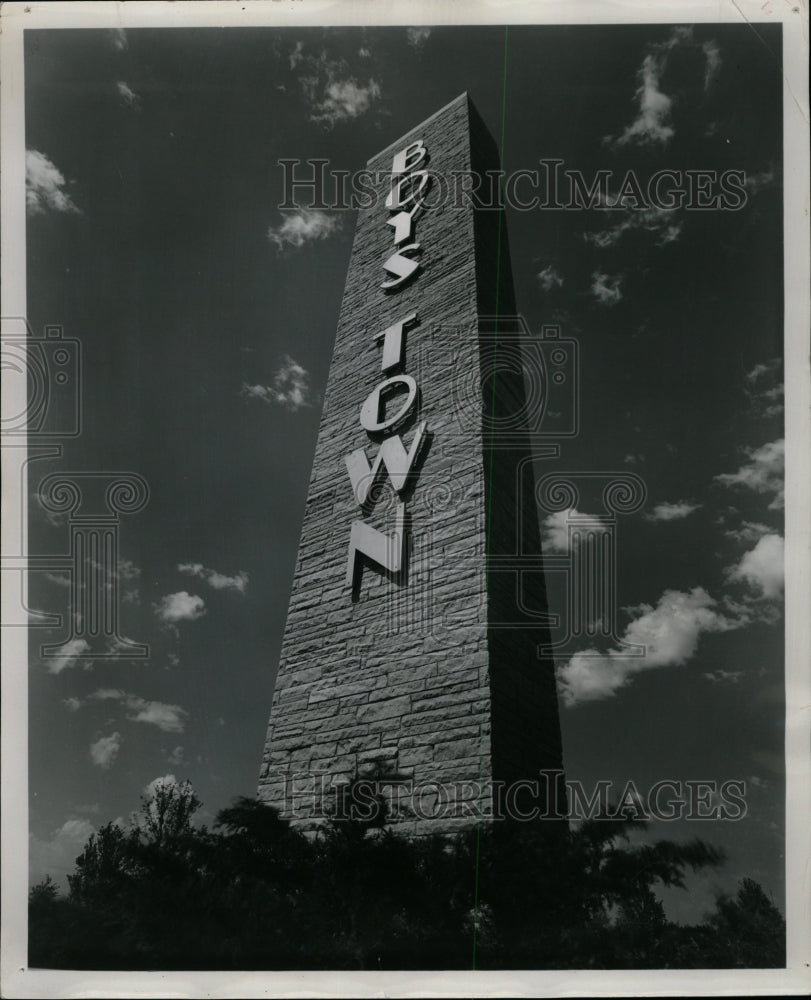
[24,22,784,923]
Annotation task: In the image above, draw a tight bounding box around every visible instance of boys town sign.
[344,140,431,591]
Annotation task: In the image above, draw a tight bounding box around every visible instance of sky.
[22,21,784,924]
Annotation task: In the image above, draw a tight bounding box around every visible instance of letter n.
[345,502,406,588]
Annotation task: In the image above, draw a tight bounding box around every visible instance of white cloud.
[29,818,95,889]
[703,669,743,684]
[46,638,90,675]
[178,562,249,594]
[726,534,784,600]
[542,509,607,553]
[89,688,188,733]
[311,77,381,128]
[645,501,701,522]
[116,81,140,108]
[116,557,141,604]
[154,590,206,624]
[90,732,122,769]
[267,208,340,252]
[557,587,743,706]
[44,572,71,588]
[702,40,722,90]
[144,773,179,799]
[63,696,81,712]
[744,359,783,417]
[110,28,128,52]
[294,46,381,128]
[289,40,304,69]
[537,265,564,291]
[242,355,312,412]
[168,745,186,766]
[590,271,623,306]
[746,359,780,384]
[744,167,775,195]
[358,47,371,58]
[584,204,683,249]
[715,438,784,510]
[723,520,772,544]
[611,50,674,147]
[26,150,81,216]
[406,27,432,50]
[605,27,721,147]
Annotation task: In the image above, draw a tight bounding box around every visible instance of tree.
[67,821,139,904]
[700,877,786,967]
[134,776,201,849]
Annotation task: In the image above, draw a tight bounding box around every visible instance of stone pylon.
[258,94,564,834]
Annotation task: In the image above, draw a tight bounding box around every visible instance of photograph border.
[2,1,808,996]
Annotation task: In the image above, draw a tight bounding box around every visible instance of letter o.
[360,374,418,433]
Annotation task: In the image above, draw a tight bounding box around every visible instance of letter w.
[344,422,427,506]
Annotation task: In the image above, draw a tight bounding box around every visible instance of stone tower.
[258,94,563,834]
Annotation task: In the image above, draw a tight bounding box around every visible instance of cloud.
[557,587,743,706]
[723,520,772,544]
[110,28,128,52]
[26,150,81,216]
[745,359,783,417]
[726,534,784,600]
[715,438,784,510]
[154,591,206,624]
[537,265,564,291]
[63,697,81,712]
[116,81,140,108]
[242,355,313,412]
[311,77,381,128]
[746,359,780,384]
[702,40,722,90]
[89,688,188,733]
[116,557,141,604]
[295,46,381,128]
[46,638,90,675]
[289,40,304,69]
[406,27,432,50]
[645,501,701,522]
[358,47,371,58]
[168,746,186,767]
[584,204,683,249]
[267,208,340,252]
[90,732,122,769]
[542,509,608,553]
[590,271,623,306]
[29,818,95,889]
[143,774,179,799]
[744,167,776,195]
[177,562,249,594]
[44,572,71,588]
[605,27,721,147]
[703,668,743,684]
